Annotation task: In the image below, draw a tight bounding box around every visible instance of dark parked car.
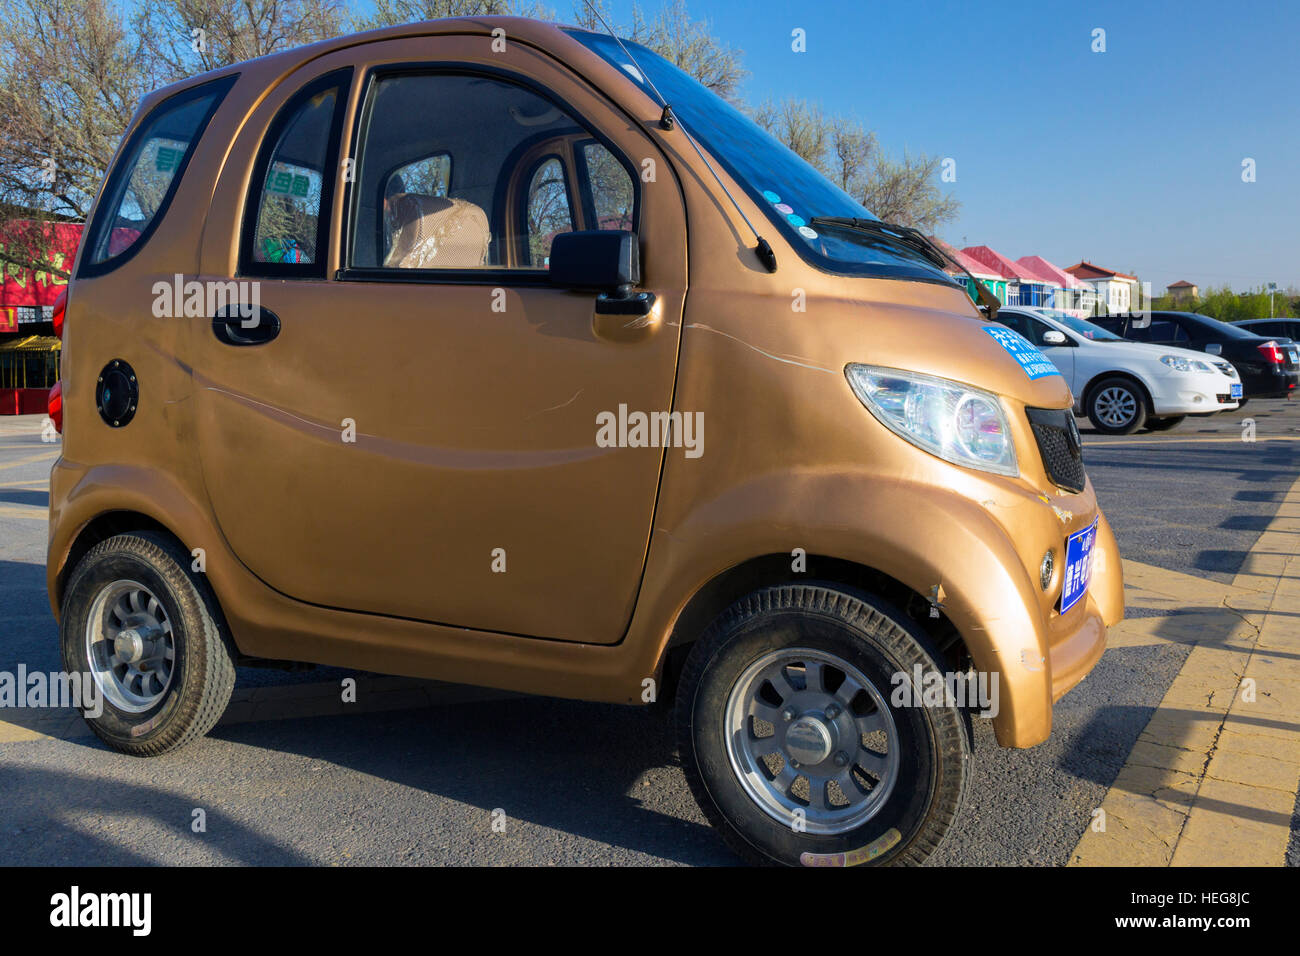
[1092,311,1299,399]
[1236,318,1300,341]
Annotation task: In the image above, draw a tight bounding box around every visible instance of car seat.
[383,194,491,269]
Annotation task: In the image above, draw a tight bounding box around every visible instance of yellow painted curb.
[1071,474,1300,867]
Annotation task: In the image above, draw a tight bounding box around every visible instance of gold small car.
[48,16,1123,865]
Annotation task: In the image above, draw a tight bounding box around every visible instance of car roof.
[128,17,607,121]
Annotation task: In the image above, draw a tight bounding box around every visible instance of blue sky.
[581,0,1298,293]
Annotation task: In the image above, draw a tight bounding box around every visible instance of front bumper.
[1149,368,1241,415]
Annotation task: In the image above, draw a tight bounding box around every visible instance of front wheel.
[1087,377,1147,434]
[675,585,971,866]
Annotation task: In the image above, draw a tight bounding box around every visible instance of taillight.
[52,288,67,339]
[1257,341,1285,364]
[48,381,63,433]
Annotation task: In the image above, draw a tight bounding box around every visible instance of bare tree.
[750,98,832,166]
[361,0,552,30]
[857,152,959,232]
[0,0,156,276]
[753,98,959,232]
[136,0,351,76]
[572,0,746,100]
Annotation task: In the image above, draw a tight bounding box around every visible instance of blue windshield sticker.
[983,326,1061,380]
[762,190,781,203]
[786,214,807,227]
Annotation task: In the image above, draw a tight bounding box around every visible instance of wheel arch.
[55,510,178,610]
[656,553,970,707]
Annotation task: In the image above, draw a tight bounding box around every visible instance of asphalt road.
[1,401,1297,866]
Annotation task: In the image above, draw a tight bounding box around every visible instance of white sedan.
[995,307,1241,434]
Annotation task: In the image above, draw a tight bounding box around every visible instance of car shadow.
[208,696,733,865]
[0,488,48,508]
[31,693,734,866]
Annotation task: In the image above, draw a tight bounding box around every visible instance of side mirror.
[1206,343,1223,355]
[1042,330,1068,345]
[549,230,640,293]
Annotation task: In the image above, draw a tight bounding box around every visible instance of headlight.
[1191,360,1211,371]
[1160,355,1191,371]
[845,365,1018,477]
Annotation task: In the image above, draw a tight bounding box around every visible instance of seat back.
[383,194,491,269]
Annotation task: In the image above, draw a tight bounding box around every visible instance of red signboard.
[0,220,83,331]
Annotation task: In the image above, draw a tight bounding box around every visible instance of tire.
[1144,415,1186,432]
[675,584,971,867]
[1086,376,1147,434]
[60,531,236,756]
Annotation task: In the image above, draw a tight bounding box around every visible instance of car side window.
[242,69,351,277]
[581,142,634,230]
[1142,319,1184,342]
[80,76,235,276]
[524,157,573,267]
[347,70,636,273]
[387,154,451,200]
[996,313,1032,340]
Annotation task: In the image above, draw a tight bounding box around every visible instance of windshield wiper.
[810,216,1001,320]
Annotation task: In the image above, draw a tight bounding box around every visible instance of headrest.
[383,194,491,269]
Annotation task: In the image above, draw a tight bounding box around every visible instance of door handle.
[211,306,281,346]
[592,292,659,342]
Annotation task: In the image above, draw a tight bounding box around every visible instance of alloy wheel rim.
[83,579,176,713]
[724,647,900,835]
[1095,387,1137,427]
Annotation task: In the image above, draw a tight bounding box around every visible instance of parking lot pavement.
[2,404,1297,866]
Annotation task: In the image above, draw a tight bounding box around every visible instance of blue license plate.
[1060,518,1100,614]
[1231,383,1243,399]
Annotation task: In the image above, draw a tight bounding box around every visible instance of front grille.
[1026,407,1085,493]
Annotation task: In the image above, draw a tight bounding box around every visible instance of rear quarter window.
[79,76,236,277]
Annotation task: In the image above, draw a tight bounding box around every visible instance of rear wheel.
[675,585,971,866]
[1144,415,1186,432]
[1087,377,1147,434]
[60,531,236,756]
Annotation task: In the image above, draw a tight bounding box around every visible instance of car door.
[1166,315,1210,352]
[192,38,687,645]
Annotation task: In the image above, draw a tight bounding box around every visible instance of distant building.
[929,237,1007,304]
[1166,280,1198,303]
[1064,261,1139,313]
[962,245,1042,305]
[1016,255,1096,317]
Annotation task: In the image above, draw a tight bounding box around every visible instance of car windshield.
[1038,310,1125,341]
[568,29,954,284]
